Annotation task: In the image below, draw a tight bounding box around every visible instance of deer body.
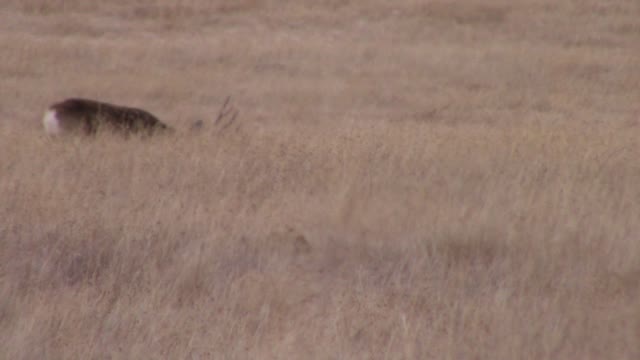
[43,98,172,136]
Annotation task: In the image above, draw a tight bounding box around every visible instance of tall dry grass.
[1,0,640,358]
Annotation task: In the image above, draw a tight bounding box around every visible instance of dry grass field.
[1,0,640,358]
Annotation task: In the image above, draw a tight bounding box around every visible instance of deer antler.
[214,96,239,131]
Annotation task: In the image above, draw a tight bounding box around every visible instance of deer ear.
[191,119,204,131]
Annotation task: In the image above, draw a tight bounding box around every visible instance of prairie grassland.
[1,0,640,358]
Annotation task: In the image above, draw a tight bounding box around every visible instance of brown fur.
[47,98,172,136]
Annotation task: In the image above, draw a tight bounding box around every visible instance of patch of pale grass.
[2,119,639,358]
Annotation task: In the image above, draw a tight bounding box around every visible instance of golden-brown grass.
[1,0,640,358]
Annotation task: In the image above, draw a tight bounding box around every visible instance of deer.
[42,97,238,137]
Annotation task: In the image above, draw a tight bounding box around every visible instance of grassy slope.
[1,0,639,358]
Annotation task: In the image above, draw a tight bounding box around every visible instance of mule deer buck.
[42,97,238,137]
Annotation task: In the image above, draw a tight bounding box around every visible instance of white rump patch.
[43,109,62,135]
